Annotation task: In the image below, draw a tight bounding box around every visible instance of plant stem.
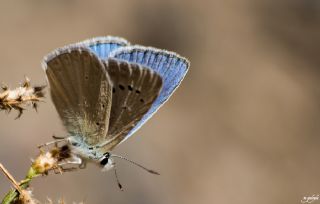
[1,164,40,204]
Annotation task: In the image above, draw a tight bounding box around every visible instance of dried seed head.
[0,77,46,118]
[32,151,59,174]
[32,144,73,175]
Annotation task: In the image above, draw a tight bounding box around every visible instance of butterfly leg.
[79,160,87,169]
[37,138,68,149]
[56,156,83,173]
[53,165,78,174]
[59,155,82,166]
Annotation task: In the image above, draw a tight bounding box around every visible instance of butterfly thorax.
[66,136,115,171]
[67,136,105,161]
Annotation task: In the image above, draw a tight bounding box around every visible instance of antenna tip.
[118,183,124,191]
[148,170,160,175]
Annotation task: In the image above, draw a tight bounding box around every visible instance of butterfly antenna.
[110,154,160,175]
[113,164,123,191]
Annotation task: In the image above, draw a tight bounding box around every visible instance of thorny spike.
[15,107,24,120]
[34,85,46,98]
[5,106,12,114]
[33,102,38,112]
[22,76,31,88]
[1,83,8,91]
[0,92,8,100]
[17,95,23,102]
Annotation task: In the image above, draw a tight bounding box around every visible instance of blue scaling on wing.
[79,36,130,59]
[109,45,190,141]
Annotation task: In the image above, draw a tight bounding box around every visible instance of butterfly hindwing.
[43,46,113,146]
[100,58,163,151]
[109,46,189,141]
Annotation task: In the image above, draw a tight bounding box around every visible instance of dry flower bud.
[0,77,45,118]
[32,151,59,174]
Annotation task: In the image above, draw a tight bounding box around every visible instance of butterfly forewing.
[43,47,112,146]
[99,59,163,151]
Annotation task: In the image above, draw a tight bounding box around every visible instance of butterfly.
[42,36,189,180]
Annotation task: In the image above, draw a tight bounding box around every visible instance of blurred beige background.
[1,0,320,204]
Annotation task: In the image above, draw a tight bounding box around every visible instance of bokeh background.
[1,0,320,204]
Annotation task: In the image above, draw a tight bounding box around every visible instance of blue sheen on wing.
[88,43,124,59]
[110,46,190,141]
[80,36,129,59]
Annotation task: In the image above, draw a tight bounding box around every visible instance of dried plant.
[0,78,83,204]
[0,163,38,204]
[0,144,79,204]
[0,77,45,119]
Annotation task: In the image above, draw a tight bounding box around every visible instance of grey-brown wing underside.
[99,59,162,151]
[43,47,112,146]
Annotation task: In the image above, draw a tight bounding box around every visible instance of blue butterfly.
[42,36,189,182]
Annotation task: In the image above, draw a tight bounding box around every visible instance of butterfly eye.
[128,85,133,91]
[100,152,110,166]
[100,157,108,166]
